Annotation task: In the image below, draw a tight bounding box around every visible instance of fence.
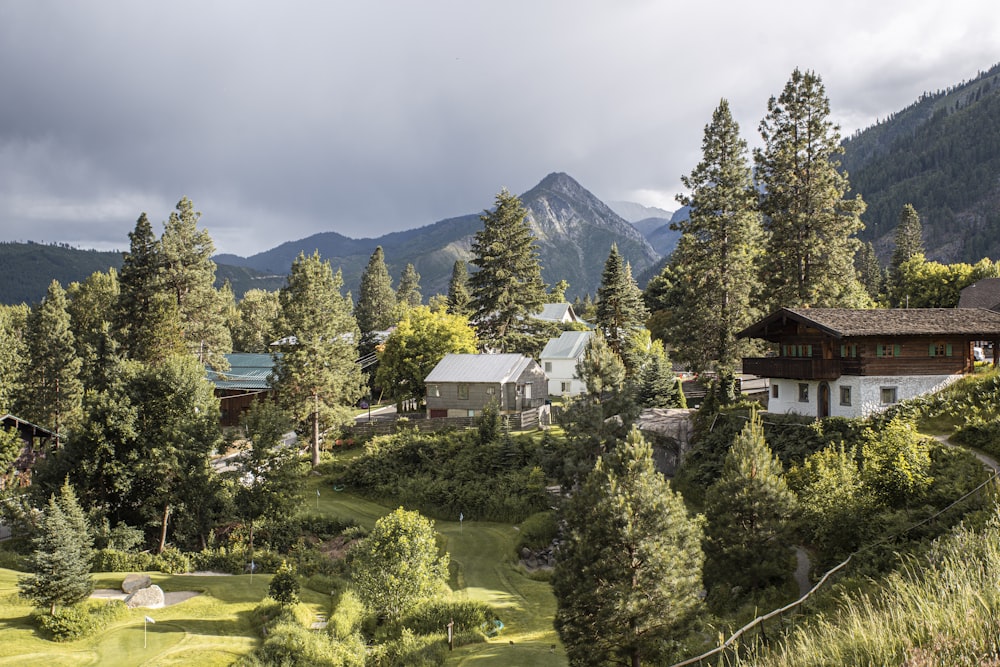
[348,407,546,439]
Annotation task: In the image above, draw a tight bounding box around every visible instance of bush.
[93,548,154,573]
[329,589,367,639]
[239,613,366,667]
[152,547,191,574]
[396,598,493,635]
[34,599,128,641]
[191,545,248,574]
[268,561,300,607]
[516,511,558,553]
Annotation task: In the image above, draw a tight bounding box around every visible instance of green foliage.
[890,203,924,277]
[19,481,94,614]
[33,599,127,642]
[374,305,477,409]
[395,262,422,310]
[153,547,192,574]
[671,99,763,374]
[516,511,558,553]
[0,303,29,412]
[92,548,154,573]
[594,243,648,373]
[468,188,547,352]
[329,589,367,640]
[394,598,493,635]
[269,560,301,607]
[887,252,998,308]
[355,246,397,342]
[273,251,366,467]
[240,604,365,667]
[755,68,870,309]
[702,409,797,600]
[344,429,552,522]
[860,418,933,507]
[445,260,471,317]
[230,288,281,353]
[554,427,705,666]
[576,330,625,399]
[351,507,449,620]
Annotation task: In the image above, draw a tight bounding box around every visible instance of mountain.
[219,172,661,300]
[841,62,1000,263]
[0,241,285,305]
[608,201,673,224]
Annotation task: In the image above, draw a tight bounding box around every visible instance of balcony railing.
[742,357,842,380]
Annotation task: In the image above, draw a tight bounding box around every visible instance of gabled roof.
[535,303,579,323]
[738,307,1000,341]
[0,414,56,439]
[425,354,536,384]
[959,278,1000,311]
[540,330,592,360]
[206,353,275,390]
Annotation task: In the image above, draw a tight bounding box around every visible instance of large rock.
[126,584,165,609]
[121,573,152,594]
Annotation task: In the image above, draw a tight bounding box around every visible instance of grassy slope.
[0,476,564,666]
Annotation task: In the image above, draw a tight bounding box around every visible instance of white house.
[539,330,592,396]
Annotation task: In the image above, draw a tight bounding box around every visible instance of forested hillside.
[842,62,1000,263]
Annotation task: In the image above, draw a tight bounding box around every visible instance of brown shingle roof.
[958,278,1000,311]
[738,307,1000,340]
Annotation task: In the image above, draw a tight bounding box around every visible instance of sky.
[1,1,998,257]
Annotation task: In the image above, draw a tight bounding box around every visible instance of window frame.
[880,386,898,405]
[798,383,809,403]
[839,386,852,406]
[457,384,469,400]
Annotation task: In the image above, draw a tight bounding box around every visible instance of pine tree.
[702,409,797,600]
[395,263,422,310]
[445,260,471,316]
[672,99,762,375]
[231,289,282,353]
[20,280,83,445]
[755,69,870,309]
[553,427,705,666]
[355,246,397,346]
[18,481,94,615]
[856,241,884,301]
[160,197,232,369]
[638,340,684,409]
[66,269,120,388]
[272,252,365,467]
[0,304,29,413]
[468,189,547,352]
[595,244,648,374]
[891,204,924,272]
[115,213,183,363]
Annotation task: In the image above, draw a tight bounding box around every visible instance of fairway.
[319,488,568,666]
[0,483,565,665]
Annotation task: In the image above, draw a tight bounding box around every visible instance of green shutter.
[929,343,936,357]
[895,344,902,357]
[946,343,953,357]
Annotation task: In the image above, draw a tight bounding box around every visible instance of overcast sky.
[1,1,998,257]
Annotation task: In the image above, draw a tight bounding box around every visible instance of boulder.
[121,573,152,594]
[125,584,165,609]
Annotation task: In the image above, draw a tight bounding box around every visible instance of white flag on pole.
[145,616,155,623]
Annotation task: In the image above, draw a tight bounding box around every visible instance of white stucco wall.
[767,374,961,419]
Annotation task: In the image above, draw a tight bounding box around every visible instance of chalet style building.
[738,308,1000,418]
[205,353,276,427]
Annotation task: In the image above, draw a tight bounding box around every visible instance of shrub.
[516,511,558,553]
[191,545,247,574]
[268,561,300,607]
[93,548,154,573]
[239,612,366,667]
[329,589,367,639]
[397,598,493,635]
[152,547,191,574]
[34,599,128,641]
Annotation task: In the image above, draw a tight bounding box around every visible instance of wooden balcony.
[742,357,842,380]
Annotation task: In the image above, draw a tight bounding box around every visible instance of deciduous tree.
[553,427,705,666]
[352,507,449,620]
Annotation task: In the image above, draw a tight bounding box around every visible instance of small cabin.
[738,307,1000,418]
[424,354,548,418]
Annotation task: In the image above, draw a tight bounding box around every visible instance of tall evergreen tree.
[702,409,797,601]
[553,427,705,666]
[160,197,232,369]
[672,99,762,377]
[0,304,30,413]
[445,260,471,316]
[115,213,183,364]
[595,244,648,374]
[891,204,924,272]
[20,281,83,445]
[856,240,885,302]
[468,189,547,352]
[231,289,282,353]
[67,269,120,388]
[395,263,422,309]
[272,252,365,467]
[755,68,870,309]
[18,481,94,615]
[355,247,397,346]
[637,340,685,409]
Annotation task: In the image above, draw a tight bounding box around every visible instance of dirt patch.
[317,535,357,560]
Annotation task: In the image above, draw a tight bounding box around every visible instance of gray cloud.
[1,1,998,256]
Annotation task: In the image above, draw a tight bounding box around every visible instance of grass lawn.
[316,481,567,666]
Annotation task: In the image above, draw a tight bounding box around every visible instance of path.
[931,434,1000,473]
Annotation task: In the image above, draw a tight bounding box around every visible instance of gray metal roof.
[540,330,592,360]
[206,353,275,390]
[424,353,535,384]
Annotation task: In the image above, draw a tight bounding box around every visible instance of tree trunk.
[312,393,321,467]
[158,503,170,553]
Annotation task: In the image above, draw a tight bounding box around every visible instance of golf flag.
[316,489,320,497]
[145,616,155,623]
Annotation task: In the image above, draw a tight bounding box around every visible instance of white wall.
[767,374,961,419]
[543,357,586,396]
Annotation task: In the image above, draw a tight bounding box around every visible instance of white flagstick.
[144,615,155,648]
